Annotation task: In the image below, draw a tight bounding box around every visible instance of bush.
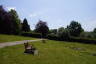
[47,34,58,40]
[47,33,96,44]
[21,32,41,38]
[58,29,70,41]
[69,37,96,44]
[80,32,96,39]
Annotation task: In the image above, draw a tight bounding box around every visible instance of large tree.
[22,18,30,32]
[66,21,84,37]
[0,5,14,34]
[49,29,57,35]
[57,27,70,40]
[93,28,96,33]
[9,9,21,34]
[93,28,96,38]
[35,20,49,38]
[57,27,65,36]
[0,5,21,34]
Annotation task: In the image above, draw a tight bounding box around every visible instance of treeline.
[48,21,96,40]
[0,5,96,44]
[21,20,96,44]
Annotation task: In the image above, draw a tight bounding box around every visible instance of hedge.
[21,32,96,44]
[47,34,59,40]
[47,34,96,44]
[69,37,96,44]
[21,32,42,38]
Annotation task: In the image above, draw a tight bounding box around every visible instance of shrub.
[47,33,96,44]
[47,34,58,40]
[21,32,41,38]
[58,29,70,41]
[80,32,96,39]
[69,37,96,44]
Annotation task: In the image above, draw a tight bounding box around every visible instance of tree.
[93,28,96,33]
[66,21,84,37]
[57,27,70,40]
[93,28,96,38]
[49,29,57,35]
[0,5,22,35]
[35,20,49,38]
[0,5,13,34]
[9,9,21,34]
[57,27,65,36]
[22,18,30,32]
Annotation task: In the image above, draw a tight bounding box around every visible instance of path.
[0,39,45,48]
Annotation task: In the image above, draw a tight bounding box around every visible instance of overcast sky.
[1,0,96,31]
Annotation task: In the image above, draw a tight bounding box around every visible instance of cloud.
[29,11,45,18]
[6,7,16,11]
[29,9,50,18]
[29,13,37,18]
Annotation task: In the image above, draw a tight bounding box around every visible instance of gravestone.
[24,42,38,55]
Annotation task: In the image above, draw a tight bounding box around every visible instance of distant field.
[0,34,37,43]
[0,40,96,64]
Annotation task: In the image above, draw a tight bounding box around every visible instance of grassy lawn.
[0,34,37,43]
[0,40,96,64]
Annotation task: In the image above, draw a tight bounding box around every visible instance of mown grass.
[0,40,96,64]
[0,34,37,43]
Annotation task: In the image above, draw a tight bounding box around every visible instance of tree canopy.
[93,28,96,33]
[22,18,30,32]
[66,21,84,37]
[35,20,49,38]
[0,5,21,34]
[49,29,57,35]
[9,9,21,34]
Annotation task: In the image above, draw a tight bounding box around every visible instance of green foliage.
[93,28,96,33]
[49,29,57,35]
[22,18,30,32]
[69,37,96,44]
[0,5,21,35]
[47,28,96,44]
[57,27,65,36]
[59,29,70,40]
[47,34,58,40]
[35,20,49,38]
[57,27,70,40]
[21,32,41,38]
[0,5,12,34]
[67,21,84,37]
[80,32,96,39]
[9,9,21,34]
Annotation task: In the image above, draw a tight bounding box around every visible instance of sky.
[1,0,96,31]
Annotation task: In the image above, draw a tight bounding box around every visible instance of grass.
[0,34,37,43]
[0,40,96,64]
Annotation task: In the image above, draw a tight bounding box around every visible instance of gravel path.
[0,39,45,48]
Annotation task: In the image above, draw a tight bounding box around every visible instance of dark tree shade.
[22,18,30,32]
[93,28,96,33]
[35,20,49,38]
[0,5,13,34]
[57,27,65,36]
[0,5,21,35]
[49,29,57,35]
[9,9,21,34]
[67,21,84,37]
